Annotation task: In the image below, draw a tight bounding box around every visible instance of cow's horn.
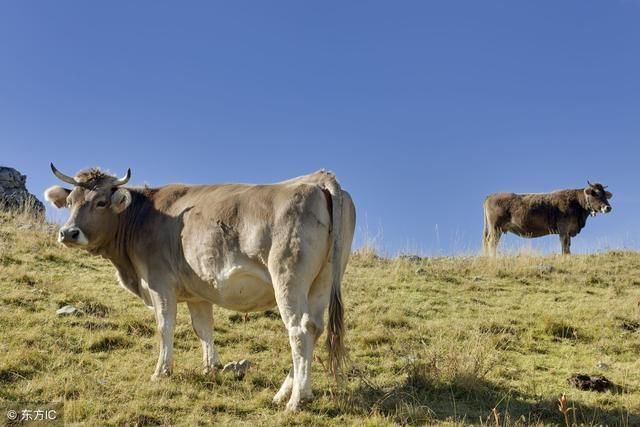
[113,168,131,186]
[50,163,78,186]
[587,180,595,188]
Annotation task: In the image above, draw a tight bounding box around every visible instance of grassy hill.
[1,211,639,426]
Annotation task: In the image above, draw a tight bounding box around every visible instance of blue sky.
[2,1,639,255]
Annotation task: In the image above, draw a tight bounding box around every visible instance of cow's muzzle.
[591,206,612,216]
[59,226,88,246]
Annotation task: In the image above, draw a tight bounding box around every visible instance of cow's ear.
[605,191,613,200]
[584,188,594,196]
[111,188,132,214]
[44,186,71,208]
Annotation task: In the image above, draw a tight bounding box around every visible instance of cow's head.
[44,163,132,250]
[584,181,613,216]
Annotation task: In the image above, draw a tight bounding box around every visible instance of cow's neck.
[574,189,591,224]
[96,189,154,297]
[575,189,589,212]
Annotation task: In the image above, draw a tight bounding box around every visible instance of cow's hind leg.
[273,263,331,407]
[273,369,294,405]
[270,249,326,411]
[486,227,502,257]
[187,301,222,374]
[482,227,490,256]
[274,289,318,411]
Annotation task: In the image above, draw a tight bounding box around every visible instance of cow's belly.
[506,226,551,238]
[183,259,277,313]
[504,215,556,237]
[210,269,276,312]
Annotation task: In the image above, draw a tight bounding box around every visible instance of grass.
[1,211,639,426]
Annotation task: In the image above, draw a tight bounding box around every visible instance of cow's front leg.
[149,287,177,381]
[560,234,571,255]
[187,301,221,374]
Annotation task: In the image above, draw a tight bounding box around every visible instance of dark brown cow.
[483,182,612,256]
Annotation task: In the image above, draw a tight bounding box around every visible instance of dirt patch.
[620,319,640,332]
[567,374,613,392]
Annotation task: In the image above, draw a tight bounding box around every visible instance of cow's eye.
[96,200,108,208]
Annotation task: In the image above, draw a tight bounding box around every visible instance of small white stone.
[222,361,237,373]
[56,305,78,316]
[221,360,251,379]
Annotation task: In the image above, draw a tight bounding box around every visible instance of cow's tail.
[482,198,490,256]
[322,171,346,380]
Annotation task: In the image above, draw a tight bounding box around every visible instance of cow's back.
[485,191,574,237]
[146,176,335,311]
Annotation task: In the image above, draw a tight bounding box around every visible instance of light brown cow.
[483,182,612,256]
[45,164,356,411]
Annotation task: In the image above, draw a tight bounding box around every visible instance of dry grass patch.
[0,212,639,425]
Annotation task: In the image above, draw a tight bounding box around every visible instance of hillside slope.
[1,212,639,426]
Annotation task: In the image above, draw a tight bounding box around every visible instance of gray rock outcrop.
[0,166,45,217]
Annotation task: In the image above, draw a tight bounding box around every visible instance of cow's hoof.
[150,370,171,382]
[285,400,300,412]
[273,391,289,405]
[284,394,312,411]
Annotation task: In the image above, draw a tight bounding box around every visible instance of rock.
[595,361,610,370]
[538,264,555,274]
[238,359,251,370]
[221,359,251,379]
[399,255,422,262]
[222,361,236,372]
[56,305,79,316]
[0,166,45,217]
[415,268,427,275]
[567,374,613,392]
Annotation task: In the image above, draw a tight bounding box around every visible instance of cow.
[44,164,356,411]
[483,182,612,256]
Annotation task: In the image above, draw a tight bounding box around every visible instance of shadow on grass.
[322,370,639,426]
